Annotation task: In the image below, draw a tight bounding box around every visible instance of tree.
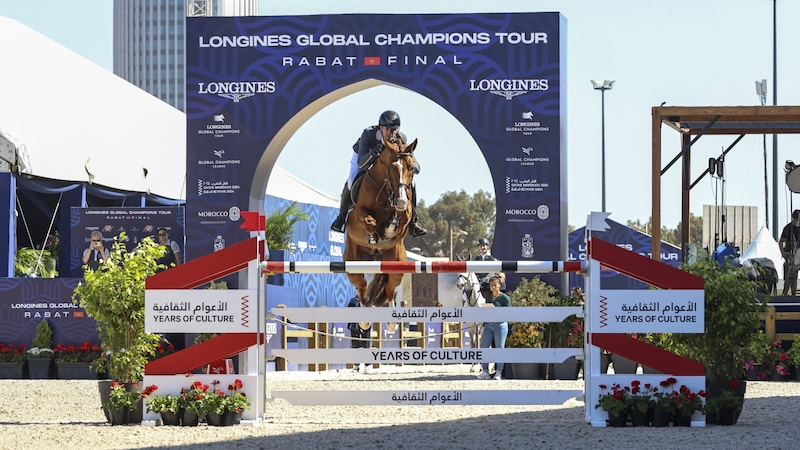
[406,189,495,258]
[266,202,309,250]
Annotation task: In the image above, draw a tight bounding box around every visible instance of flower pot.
[716,407,738,426]
[630,409,649,427]
[223,410,243,426]
[0,362,24,379]
[181,410,199,427]
[672,412,692,427]
[770,370,790,381]
[551,357,581,380]
[508,362,543,380]
[746,364,766,380]
[56,361,96,380]
[606,410,627,427]
[125,383,143,424]
[706,379,746,425]
[652,406,671,427]
[26,357,53,379]
[98,380,113,422]
[109,408,129,426]
[160,411,181,426]
[206,411,225,426]
[610,355,638,374]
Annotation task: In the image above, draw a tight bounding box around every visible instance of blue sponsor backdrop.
[0,277,98,347]
[185,13,567,290]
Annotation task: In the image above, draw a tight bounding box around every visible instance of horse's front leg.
[347,273,368,306]
[358,207,378,235]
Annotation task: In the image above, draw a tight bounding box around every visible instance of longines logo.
[469,78,549,100]
[197,81,277,102]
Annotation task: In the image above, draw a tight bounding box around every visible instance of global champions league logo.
[198,80,276,102]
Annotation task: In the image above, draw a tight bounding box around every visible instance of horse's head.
[456,272,477,291]
[379,138,417,212]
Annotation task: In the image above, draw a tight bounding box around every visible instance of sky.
[1,0,799,232]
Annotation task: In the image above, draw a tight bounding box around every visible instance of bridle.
[367,151,413,211]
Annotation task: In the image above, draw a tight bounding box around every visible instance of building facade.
[113,0,259,111]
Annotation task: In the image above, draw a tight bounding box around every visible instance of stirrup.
[410,222,427,237]
[331,216,346,233]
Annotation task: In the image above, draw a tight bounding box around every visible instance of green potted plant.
[651,377,678,427]
[672,254,767,383]
[53,341,102,379]
[142,384,181,426]
[14,247,58,278]
[26,318,54,379]
[105,381,141,425]
[742,330,772,380]
[671,384,706,425]
[0,342,27,378]
[706,380,744,425]
[628,380,656,426]
[177,379,215,426]
[541,294,583,379]
[595,382,632,426]
[786,335,800,379]
[72,232,164,383]
[505,276,556,379]
[660,252,765,425]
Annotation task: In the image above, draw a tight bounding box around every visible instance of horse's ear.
[406,139,418,153]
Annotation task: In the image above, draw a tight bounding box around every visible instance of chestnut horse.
[344,137,418,307]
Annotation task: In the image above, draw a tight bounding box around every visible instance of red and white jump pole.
[262,260,585,274]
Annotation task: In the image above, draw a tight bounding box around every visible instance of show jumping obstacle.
[142,212,706,427]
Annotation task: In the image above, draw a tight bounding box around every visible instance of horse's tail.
[365,274,390,307]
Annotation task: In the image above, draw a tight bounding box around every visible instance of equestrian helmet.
[379,110,401,129]
[477,237,490,245]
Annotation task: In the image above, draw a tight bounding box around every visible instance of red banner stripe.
[588,238,703,289]
[147,237,259,289]
[590,333,705,376]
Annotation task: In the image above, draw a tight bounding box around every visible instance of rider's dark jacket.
[353,125,409,167]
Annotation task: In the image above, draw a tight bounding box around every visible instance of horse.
[344,137,418,307]
[456,270,485,371]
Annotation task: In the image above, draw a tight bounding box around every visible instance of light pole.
[449,223,468,260]
[756,79,769,229]
[591,79,614,212]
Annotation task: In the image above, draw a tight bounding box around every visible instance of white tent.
[0,17,336,207]
[0,17,186,199]
[740,225,784,280]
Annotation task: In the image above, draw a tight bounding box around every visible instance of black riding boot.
[410,185,427,237]
[330,183,352,233]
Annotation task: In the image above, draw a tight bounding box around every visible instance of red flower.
[142,384,158,397]
[729,380,739,389]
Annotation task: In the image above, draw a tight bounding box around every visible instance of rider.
[330,110,427,237]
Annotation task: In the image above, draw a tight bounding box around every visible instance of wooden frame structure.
[651,105,800,259]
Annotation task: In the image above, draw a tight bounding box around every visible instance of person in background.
[477,275,511,381]
[347,294,371,372]
[780,210,800,296]
[81,230,109,271]
[156,227,181,271]
[570,287,586,305]
[474,237,503,295]
[330,110,427,237]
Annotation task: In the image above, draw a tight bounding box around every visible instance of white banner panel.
[590,289,704,333]
[145,289,257,332]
